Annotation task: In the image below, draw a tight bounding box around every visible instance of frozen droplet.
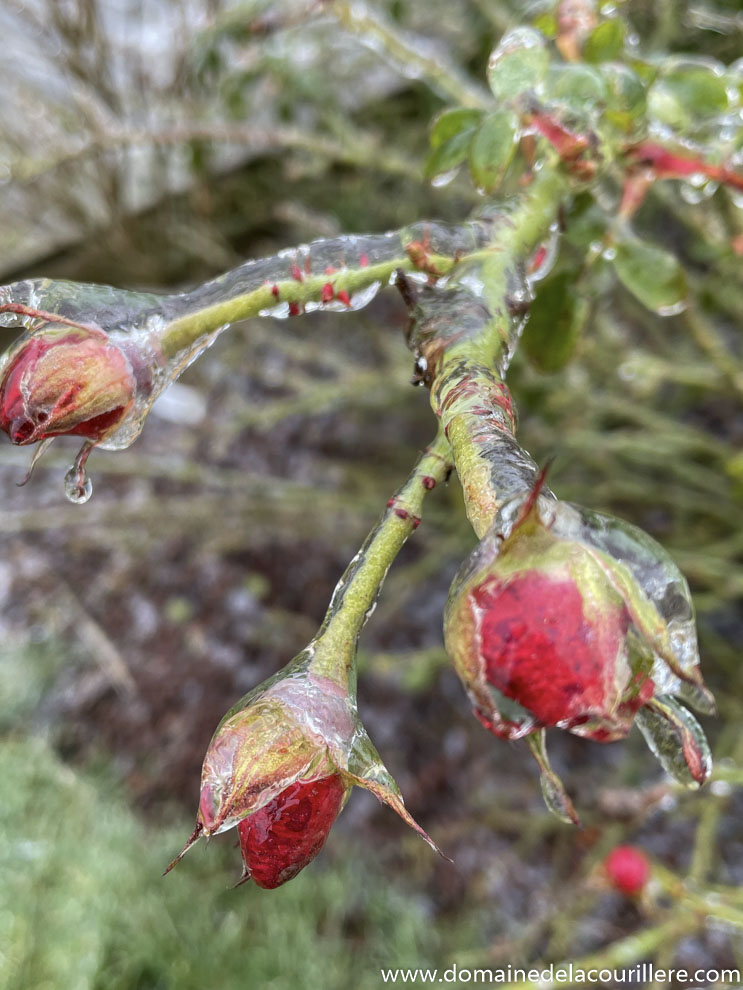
[602,246,617,262]
[431,168,460,188]
[526,222,560,286]
[656,299,687,317]
[259,302,290,319]
[64,467,93,504]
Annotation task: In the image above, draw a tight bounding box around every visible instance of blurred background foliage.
[1,0,742,987]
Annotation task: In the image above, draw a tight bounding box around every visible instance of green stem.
[501,914,699,990]
[156,220,499,360]
[331,0,490,109]
[308,431,452,686]
[407,168,568,536]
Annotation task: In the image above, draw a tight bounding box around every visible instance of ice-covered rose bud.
[0,325,137,445]
[166,650,439,888]
[444,479,713,800]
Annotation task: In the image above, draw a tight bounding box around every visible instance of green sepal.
[635,696,712,788]
[527,731,580,825]
[346,731,446,856]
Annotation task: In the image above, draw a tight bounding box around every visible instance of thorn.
[231,868,252,889]
[163,821,204,876]
[512,459,554,531]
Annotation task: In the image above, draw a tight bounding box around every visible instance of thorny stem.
[309,430,452,687]
[406,168,568,536]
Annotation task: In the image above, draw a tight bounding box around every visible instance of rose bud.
[604,845,650,896]
[0,324,137,446]
[165,649,441,888]
[236,775,349,889]
[444,473,713,818]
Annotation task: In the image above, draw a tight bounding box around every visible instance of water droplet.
[64,467,93,504]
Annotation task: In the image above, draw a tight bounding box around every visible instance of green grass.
[0,733,472,990]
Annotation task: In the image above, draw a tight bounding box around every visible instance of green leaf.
[602,63,647,137]
[583,18,626,62]
[649,66,729,131]
[429,108,484,149]
[468,109,519,193]
[546,63,609,110]
[424,130,473,181]
[522,272,588,372]
[487,27,549,101]
[612,236,687,314]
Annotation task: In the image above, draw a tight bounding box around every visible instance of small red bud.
[604,845,650,896]
[336,290,351,307]
[321,282,334,303]
[238,774,347,889]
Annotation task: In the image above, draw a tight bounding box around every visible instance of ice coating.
[394,189,713,807]
[164,434,451,878]
[0,220,496,501]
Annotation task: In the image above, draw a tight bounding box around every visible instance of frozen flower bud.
[444,475,713,804]
[0,325,137,446]
[166,651,440,888]
[237,775,348,889]
[604,845,650,896]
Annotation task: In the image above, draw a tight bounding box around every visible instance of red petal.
[238,775,346,889]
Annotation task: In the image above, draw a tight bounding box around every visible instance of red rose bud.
[444,475,713,811]
[604,845,650,896]
[0,325,136,446]
[165,651,441,886]
[237,774,348,889]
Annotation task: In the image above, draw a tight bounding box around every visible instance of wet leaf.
[649,67,729,131]
[546,63,609,110]
[487,27,549,101]
[468,110,519,193]
[424,131,473,182]
[584,19,626,63]
[425,110,483,182]
[429,108,484,148]
[612,236,687,314]
[522,271,588,372]
[602,63,648,137]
